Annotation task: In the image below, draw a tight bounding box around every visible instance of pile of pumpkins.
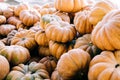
[0,0,120,80]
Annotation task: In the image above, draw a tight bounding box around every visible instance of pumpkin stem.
[22,37,26,40]
[115,64,120,68]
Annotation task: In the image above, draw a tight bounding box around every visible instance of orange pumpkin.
[0,24,16,36]
[74,10,93,34]
[6,62,50,79]
[88,0,117,26]
[51,69,63,80]
[91,10,120,50]
[88,51,120,80]
[56,48,91,80]
[55,0,87,12]
[46,21,76,43]
[0,55,10,80]
[0,15,6,24]
[0,45,30,65]
[11,30,37,50]
[3,7,14,18]
[20,9,41,26]
[14,3,29,16]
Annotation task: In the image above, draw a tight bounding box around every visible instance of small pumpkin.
[55,0,87,12]
[29,22,42,32]
[39,56,57,76]
[0,45,30,65]
[56,48,91,80]
[91,10,120,50]
[20,9,41,26]
[88,51,120,80]
[42,2,54,8]
[3,7,14,18]
[40,14,62,29]
[35,29,49,46]
[0,24,16,36]
[0,55,10,80]
[46,21,76,43]
[0,15,6,24]
[11,30,37,50]
[6,62,50,80]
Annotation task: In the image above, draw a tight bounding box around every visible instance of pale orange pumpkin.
[91,10,120,50]
[55,0,87,12]
[0,55,10,80]
[45,21,76,43]
[88,51,120,80]
[0,15,6,24]
[3,7,14,18]
[42,2,54,8]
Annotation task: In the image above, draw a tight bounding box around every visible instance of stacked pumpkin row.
[0,0,120,80]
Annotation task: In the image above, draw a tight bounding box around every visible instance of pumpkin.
[55,0,87,12]
[56,48,91,80]
[3,7,14,18]
[0,15,6,24]
[91,10,120,50]
[40,14,62,29]
[74,34,101,58]
[0,24,16,36]
[88,0,117,26]
[39,56,57,75]
[88,51,120,80]
[14,3,29,16]
[51,69,63,80]
[11,30,37,50]
[7,16,25,29]
[42,2,54,8]
[35,29,49,46]
[46,21,76,43]
[29,23,42,32]
[20,9,41,26]
[0,55,10,80]
[38,46,51,57]
[0,45,30,65]
[74,10,93,34]
[6,62,50,80]
[49,40,73,59]
[54,11,70,23]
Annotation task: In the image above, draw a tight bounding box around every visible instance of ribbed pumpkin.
[51,70,63,80]
[3,7,14,18]
[56,48,91,80]
[0,15,6,24]
[11,30,37,50]
[74,10,93,34]
[0,55,10,80]
[35,29,49,46]
[20,9,41,26]
[74,34,101,58]
[40,14,62,29]
[88,0,117,26]
[14,3,29,16]
[88,51,120,80]
[49,40,73,59]
[55,0,87,12]
[46,21,76,43]
[0,24,16,36]
[0,45,30,65]
[6,62,50,80]
[91,10,120,50]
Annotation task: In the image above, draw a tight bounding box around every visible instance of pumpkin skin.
[0,45,30,65]
[6,62,50,80]
[49,40,73,59]
[0,55,10,80]
[51,70,63,80]
[20,9,41,26]
[39,56,57,76]
[88,0,117,26]
[7,16,25,29]
[14,3,29,16]
[74,34,101,58]
[46,21,76,43]
[35,29,49,46]
[0,15,6,24]
[0,24,16,36]
[3,7,14,18]
[74,10,93,34]
[55,0,87,12]
[56,48,91,80]
[11,30,37,50]
[88,51,120,80]
[91,10,120,50]
[40,14,62,29]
